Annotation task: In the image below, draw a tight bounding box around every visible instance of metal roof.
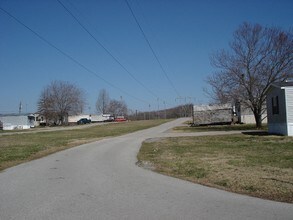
[264,81,293,94]
[193,104,231,112]
[271,81,293,88]
[0,113,35,117]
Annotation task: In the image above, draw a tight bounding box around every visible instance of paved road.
[0,118,292,220]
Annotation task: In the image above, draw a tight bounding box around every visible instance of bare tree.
[207,22,293,128]
[107,99,128,117]
[38,81,85,125]
[96,89,110,114]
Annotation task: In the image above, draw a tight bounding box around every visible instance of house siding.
[193,104,232,125]
[236,103,267,124]
[266,87,287,135]
[68,115,90,123]
[0,115,32,130]
[285,87,293,136]
[285,87,293,123]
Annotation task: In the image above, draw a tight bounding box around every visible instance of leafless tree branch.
[207,22,293,127]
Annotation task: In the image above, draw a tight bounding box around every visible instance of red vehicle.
[114,116,127,122]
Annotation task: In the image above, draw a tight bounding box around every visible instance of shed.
[265,81,293,136]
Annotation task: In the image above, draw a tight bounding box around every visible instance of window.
[272,96,279,115]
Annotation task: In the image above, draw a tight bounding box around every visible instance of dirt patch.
[136,160,156,171]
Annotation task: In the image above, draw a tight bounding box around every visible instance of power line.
[0,6,148,105]
[124,0,181,97]
[56,0,159,100]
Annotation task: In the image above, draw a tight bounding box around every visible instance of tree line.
[128,104,193,121]
[36,81,190,125]
[95,89,127,117]
[37,82,128,125]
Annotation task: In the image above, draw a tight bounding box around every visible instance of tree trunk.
[253,111,262,128]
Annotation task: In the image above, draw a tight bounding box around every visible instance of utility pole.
[163,101,166,119]
[19,101,22,115]
[157,98,160,119]
[176,97,197,118]
[148,104,151,120]
[192,105,195,125]
[175,97,184,117]
[120,96,123,117]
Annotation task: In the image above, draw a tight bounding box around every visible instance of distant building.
[193,104,234,125]
[68,114,91,124]
[193,102,267,126]
[0,114,37,130]
[235,102,267,124]
[68,114,114,124]
[91,114,114,122]
[265,81,293,136]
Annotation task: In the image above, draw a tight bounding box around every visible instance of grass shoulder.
[173,123,267,132]
[0,119,170,171]
[137,133,293,203]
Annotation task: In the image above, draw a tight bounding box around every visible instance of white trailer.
[193,104,233,125]
[91,114,114,122]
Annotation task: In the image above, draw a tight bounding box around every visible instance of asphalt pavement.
[0,118,292,220]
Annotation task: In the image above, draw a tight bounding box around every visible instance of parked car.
[114,116,127,122]
[77,118,91,125]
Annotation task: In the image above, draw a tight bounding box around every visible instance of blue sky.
[0,0,292,114]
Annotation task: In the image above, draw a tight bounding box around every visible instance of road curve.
[0,118,292,220]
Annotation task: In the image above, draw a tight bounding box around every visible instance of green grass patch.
[0,119,170,171]
[138,134,293,203]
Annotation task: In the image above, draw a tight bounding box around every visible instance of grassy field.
[138,134,293,203]
[0,119,170,171]
[173,123,267,132]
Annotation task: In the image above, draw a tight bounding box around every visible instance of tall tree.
[207,22,293,128]
[96,89,110,114]
[38,81,85,125]
[107,99,128,117]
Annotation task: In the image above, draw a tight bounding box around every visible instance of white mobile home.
[67,114,114,124]
[91,114,114,122]
[68,114,91,124]
[0,114,36,130]
[235,102,267,124]
[266,81,293,136]
[238,107,257,124]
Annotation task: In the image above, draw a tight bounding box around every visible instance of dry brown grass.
[138,134,293,203]
[173,123,267,132]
